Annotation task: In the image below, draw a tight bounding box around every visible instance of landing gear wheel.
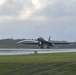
[47,47,50,49]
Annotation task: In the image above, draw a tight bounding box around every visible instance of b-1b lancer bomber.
[17,36,70,49]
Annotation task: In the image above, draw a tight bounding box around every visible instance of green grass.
[0,53,76,75]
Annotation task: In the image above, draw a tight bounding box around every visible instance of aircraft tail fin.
[48,36,51,42]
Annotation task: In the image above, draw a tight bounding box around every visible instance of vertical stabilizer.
[48,36,51,42]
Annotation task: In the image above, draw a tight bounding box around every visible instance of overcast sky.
[0,0,76,41]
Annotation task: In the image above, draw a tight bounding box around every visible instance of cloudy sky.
[0,0,76,41]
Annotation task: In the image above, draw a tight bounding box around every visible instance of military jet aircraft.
[17,36,70,48]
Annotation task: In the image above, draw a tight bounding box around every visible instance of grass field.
[0,53,76,75]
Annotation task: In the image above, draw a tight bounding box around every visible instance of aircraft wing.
[17,40,38,45]
[53,42,70,45]
[44,41,70,46]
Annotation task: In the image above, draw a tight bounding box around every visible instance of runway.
[0,48,76,55]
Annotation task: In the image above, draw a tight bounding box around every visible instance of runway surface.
[0,48,76,55]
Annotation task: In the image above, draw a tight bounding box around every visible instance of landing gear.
[38,41,44,49]
[40,46,44,49]
[47,46,50,49]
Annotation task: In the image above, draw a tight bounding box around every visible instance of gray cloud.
[32,0,76,19]
[0,0,76,41]
[0,0,33,17]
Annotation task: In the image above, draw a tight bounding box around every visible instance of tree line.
[0,38,76,48]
